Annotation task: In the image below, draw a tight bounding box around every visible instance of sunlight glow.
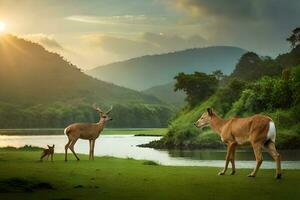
[0,21,6,32]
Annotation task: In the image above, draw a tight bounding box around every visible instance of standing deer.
[64,105,113,161]
[40,144,55,162]
[194,108,281,179]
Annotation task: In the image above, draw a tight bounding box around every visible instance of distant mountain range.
[142,82,186,108]
[87,46,247,90]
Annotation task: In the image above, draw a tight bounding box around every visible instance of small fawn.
[40,144,55,161]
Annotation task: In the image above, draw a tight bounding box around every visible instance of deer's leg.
[69,138,80,161]
[230,143,237,175]
[46,154,49,161]
[65,138,72,162]
[40,152,46,161]
[219,142,236,175]
[265,141,282,179]
[91,140,95,160]
[248,143,263,177]
[51,153,53,162]
[89,139,92,160]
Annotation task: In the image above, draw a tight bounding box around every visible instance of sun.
[0,21,6,32]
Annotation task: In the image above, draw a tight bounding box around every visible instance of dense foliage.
[231,52,282,81]
[0,102,172,128]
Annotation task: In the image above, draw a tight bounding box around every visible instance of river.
[0,134,299,169]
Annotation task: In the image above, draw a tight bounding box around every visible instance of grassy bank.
[0,128,167,136]
[0,150,300,200]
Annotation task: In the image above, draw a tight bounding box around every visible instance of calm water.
[0,134,299,169]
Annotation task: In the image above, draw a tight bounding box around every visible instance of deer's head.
[47,144,55,150]
[194,108,214,128]
[94,105,113,122]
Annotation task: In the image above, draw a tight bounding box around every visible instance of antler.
[93,103,104,113]
[106,105,113,114]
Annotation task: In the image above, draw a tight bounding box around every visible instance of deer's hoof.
[276,174,282,179]
[230,171,236,175]
[247,174,256,178]
[218,171,225,176]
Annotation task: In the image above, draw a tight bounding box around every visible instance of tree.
[287,27,300,48]
[231,52,281,81]
[212,70,225,81]
[174,72,218,106]
[215,78,246,114]
[231,52,262,80]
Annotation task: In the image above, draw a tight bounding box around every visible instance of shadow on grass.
[0,177,54,193]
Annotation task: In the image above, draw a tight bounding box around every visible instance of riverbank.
[0,128,167,136]
[0,150,299,200]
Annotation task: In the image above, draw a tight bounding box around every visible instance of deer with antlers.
[64,105,113,161]
[194,108,281,179]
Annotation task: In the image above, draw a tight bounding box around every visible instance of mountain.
[143,82,186,108]
[0,35,172,128]
[87,46,247,90]
[0,34,160,105]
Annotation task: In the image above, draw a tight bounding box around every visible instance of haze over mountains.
[87,46,246,91]
[142,82,186,107]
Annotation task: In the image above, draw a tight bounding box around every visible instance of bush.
[228,76,293,116]
[214,78,246,115]
[143,161,159,166]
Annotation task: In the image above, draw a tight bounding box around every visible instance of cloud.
[82,34,156,58]
[141,32,207,51]
[81,32,207,59]
[22,34,64,50]
[170,0,300,56]
[173,0,256,21]
[173,0,300,23]
[65,14,165,25]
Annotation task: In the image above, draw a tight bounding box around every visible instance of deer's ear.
[53,144,55,148]
[47,145,51,148]
[207,108,213,116]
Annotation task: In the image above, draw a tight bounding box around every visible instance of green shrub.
[143,161,159,166]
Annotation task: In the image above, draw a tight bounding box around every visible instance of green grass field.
[0,151,299,200]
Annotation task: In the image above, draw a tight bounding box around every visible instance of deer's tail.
[64,127,70,136]
[265,121,276,145]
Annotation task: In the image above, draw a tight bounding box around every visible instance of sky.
[0,0,299,69]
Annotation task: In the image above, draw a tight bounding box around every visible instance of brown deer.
[194,108,281,179]
[40,144,55,161]
[64,105,113,161]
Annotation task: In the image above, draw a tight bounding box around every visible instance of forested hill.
[0,35,172,128]
[87,46,246,90]
[0,34,160,105]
